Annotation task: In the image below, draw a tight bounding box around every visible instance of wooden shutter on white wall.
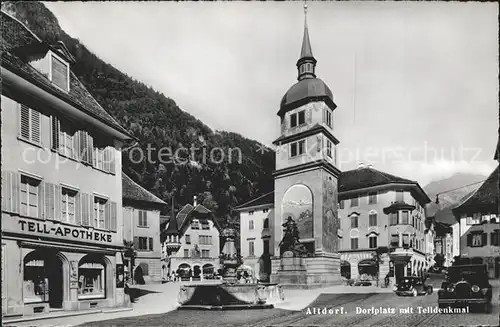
[51,117,60,151]
[44,183,55,220]
[38,181,45,219]
[81,193,90,226]
[1,171,12,212]
[75,192,82,225]
[11,172,20,214]
[20,105,31,140]
[87,134,94,165]
[104,201,110,230]
[54,184,61,221]
[110,201,117,232]
[109,148,115,174]
[31,110,41,144]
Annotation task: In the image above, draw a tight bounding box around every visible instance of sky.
[44,1,499,186]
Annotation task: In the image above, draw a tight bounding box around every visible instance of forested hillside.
[2,1,275,225]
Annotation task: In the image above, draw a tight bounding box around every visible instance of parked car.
[429,266,443,273]
[393,277,433,296]
[438,264,492,313]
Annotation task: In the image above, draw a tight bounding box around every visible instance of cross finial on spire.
[304,0,308,25]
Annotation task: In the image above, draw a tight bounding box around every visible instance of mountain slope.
[2,1,274,224]
[423,173,486,208]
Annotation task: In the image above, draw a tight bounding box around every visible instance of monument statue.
[279,216,307,257]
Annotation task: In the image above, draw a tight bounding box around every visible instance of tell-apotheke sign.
[5,216,114,244]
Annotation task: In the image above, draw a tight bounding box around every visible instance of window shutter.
[75,192,82,225]
[104,200,110,230]
[87,134,94,165]
[38,181,45,219]
[109,148,115,174]
[481,233,487,247]
[11,172,20,214]
[44,183,54,220]
[81,193,89,226]
[103,147,109,172]
[51,184,60,221]
[72,131,80,161]
[20,105,30,140]
[51,117,60,150]
[134,236,139,249]
[466,234,472,246]
[110,201,117,232]
[2,171,12,212]
[144,211,148,227]
[31,110,41,144]
[149,237,153,251]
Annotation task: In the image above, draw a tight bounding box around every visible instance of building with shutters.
[1,11,134,317]
[452,165,500,279]
[122,174,166,284]
[236,165,433,286]
[234,191,274,282]
[161,197,222,281]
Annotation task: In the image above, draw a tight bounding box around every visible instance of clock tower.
[271,2,341,286]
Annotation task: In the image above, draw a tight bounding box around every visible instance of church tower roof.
[278,1,336,116]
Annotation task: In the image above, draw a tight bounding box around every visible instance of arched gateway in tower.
[271,2,342,286]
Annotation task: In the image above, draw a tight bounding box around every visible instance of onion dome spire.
[297,1,317,81]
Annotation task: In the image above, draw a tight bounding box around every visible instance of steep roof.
[453,165,499,215]
[0,11,133,140]
[122,174,166,206]
[339,167,415,192]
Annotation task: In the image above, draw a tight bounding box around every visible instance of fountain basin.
[177,283,284,310]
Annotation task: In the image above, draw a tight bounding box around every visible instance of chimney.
[358,162,365,169]
[193,196,197,207]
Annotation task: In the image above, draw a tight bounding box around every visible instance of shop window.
[20,175,41,218]
[23,258,48,303]
[78,256,106,300]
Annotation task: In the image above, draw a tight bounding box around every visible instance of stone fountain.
[177,226,284,310]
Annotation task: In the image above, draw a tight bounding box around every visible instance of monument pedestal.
[271,251,341,289]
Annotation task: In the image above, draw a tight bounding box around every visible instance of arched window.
[78,255,105,299]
